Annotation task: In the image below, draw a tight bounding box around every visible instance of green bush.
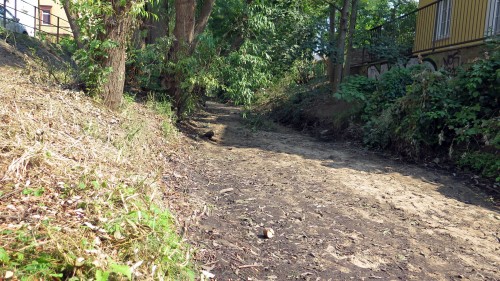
[335,43,499,180]
[335,75,377,103]
[458,152,500,181]
[127,37,173,92]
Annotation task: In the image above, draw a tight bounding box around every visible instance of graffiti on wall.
[442,51,461,69]
[367,51,462,80]
[367,58,437,80]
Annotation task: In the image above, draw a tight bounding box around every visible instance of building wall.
[413,0,489,54]
[352,44,487,80]
[37,0,71,36]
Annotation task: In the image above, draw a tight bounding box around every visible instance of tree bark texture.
[194,0,215,38]
[332,0,350,93]
[163,0,215,116]
[173,0,196,49]
[100,2,134,110]
[327,3,336,85]
[343,0,359,79]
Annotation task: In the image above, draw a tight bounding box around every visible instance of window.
[486,0,500,35]
[435,0,452,40]
[40,6,51,25]
[494,0,500,34]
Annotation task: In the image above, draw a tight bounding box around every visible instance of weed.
[22,187,45,196]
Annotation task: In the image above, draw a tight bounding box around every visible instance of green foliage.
[127,32,219,116]
[109,263,132,279]
[22,187,45,196]
[335,75,377,102]
[144,92,177,137]
[128,37,173,92]
[208,0,323,106]
[458,152,500,181]
[216,44,273,105]
[100,185,195,280]
[0,247,9,263]
[66,0,151,95]
[73,39,116,93]
[67,0,113,93]
[0,229,66,280]
[334,42,499,180]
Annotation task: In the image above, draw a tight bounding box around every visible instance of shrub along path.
[183,102,499,280]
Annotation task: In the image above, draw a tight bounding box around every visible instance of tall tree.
[327,3,336,85]
[100,1,136,110]
[163,0,215,115]
[62,0,149,110]
[343,0,359,79]
[332,0,350,93]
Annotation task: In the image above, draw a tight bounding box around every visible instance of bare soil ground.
[183,102,499,281]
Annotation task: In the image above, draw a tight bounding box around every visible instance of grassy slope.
[0,36,195,280]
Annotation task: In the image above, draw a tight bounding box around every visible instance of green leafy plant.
[330,41,499,180]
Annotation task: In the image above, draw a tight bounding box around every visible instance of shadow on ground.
[0,32,72,70]
[181,101,498,213]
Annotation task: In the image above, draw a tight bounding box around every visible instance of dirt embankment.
[0,39,194,279]
[182,102,499,280]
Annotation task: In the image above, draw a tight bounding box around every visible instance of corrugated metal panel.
[413,0,489,54]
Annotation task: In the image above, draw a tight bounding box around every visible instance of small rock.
[4,271,14,279]
[263,228,275,239]
[202,130,215,139]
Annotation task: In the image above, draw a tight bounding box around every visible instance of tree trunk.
[343,0,359,79]
[327,3,336,85]
[100,2,134,110]
[61,0,83,49]
[332,0,350,93]
[194,0,215,38]
[163,0,215,116]
[190,0,215,53]
[173,0,196,48]
[169,0,196,115]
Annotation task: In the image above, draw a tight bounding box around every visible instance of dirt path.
[182,102,499,281]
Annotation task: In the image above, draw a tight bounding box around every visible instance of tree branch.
[194,0,215,37]
[61,0,83,49]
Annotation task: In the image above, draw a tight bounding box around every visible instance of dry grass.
[0,40,195,280]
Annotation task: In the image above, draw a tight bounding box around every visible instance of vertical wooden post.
[3,0,7,29]
[57,16,60,43]
[33,6,36,37]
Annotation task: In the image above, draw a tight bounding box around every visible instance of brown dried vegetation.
[0,39,194,280]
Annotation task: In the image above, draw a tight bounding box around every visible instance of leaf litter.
[0,40,195,280]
